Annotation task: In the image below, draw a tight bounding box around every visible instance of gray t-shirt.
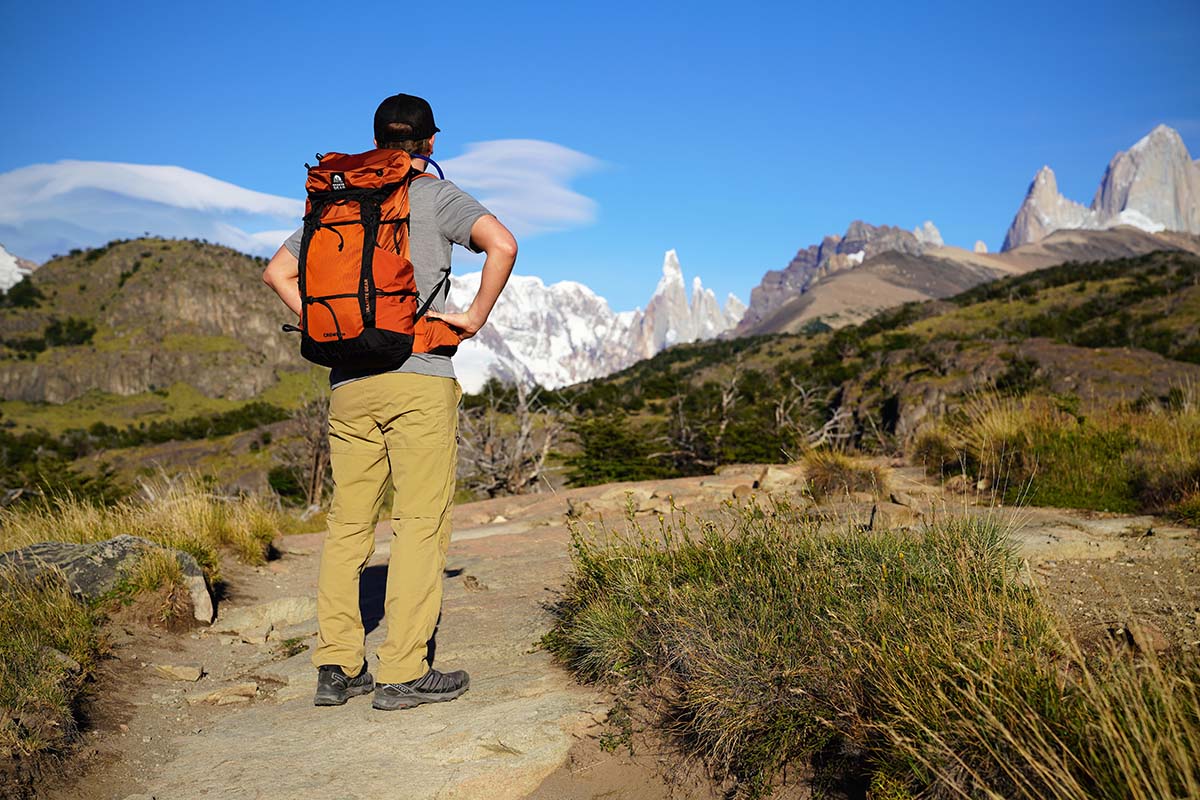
[284,175,490,388]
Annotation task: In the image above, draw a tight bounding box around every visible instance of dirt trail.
[43,464,1199,800]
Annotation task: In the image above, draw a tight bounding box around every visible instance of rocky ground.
[34,462,1200,800]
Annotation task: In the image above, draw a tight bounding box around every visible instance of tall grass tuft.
[546,504,1200,798]
[923,389,1200,516]
[0,476,288,581]
[803,450,889,501]
[0,568,105,761]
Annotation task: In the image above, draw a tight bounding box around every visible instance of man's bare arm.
[262,245,302,318]
[426,215,517,340]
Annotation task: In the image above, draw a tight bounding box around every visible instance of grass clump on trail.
[545,503,1200,799]
[802,449,889,501]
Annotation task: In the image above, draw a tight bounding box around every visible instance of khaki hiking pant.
[312,372,461,684]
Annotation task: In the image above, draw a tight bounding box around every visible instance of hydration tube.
[411,154,444,179]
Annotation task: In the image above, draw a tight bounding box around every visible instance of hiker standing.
[262,93,517,710]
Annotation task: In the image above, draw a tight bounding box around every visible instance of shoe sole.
[371,682,470,711]
[314,681,375,707]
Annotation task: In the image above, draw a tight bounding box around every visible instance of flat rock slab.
[144,521,599,799]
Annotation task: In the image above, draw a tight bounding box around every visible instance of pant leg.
[312,379,389,673]
[374,373,461,684]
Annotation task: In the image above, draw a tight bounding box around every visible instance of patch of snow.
[0,243,31,293]
[1114,209,1166,233]
[846,250,866,266]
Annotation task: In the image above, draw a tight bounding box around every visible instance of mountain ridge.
[1003,125,1200,251]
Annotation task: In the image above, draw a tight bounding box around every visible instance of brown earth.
[30,462,1200,800]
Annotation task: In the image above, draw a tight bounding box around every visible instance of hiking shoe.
[372,668,470,711]
[313,660,374,706]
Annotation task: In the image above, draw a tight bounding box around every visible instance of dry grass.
[0,568,105,762]
[545,502,1200,798]
[916,388,1200,517]
[802,449,889,501]
[0,477,293,778]
[0,475,290,582]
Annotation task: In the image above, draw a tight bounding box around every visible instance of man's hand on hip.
[425,309,484,340]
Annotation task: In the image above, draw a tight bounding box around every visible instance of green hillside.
[0,237,311,407]
[2,244,1197,515]
[545,249,1200,493]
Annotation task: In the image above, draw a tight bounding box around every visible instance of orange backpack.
[293,148,460,370]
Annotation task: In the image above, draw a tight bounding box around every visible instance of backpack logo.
[331,173,346,191]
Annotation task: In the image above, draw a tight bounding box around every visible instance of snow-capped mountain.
[447,250,745,392]
[1003,125,1200,250]
[625,250,746,360]
[0,243,36,292]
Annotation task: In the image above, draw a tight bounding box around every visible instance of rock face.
[448,249,744,392]
[0,242,36,293]
[0,237,306,404]
[737,220,935,334]
[1002,125,1200,250]
[0,534,213,622]
[625,250,746,360]
[912,220,944,247]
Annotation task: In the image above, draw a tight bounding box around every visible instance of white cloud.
[0,140,599,263]
[0,160,302,224]
[440,139,601,236]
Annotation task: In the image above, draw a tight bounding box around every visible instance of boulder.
[214,596,318,638]
[0,535,213,623]
[754,466,804,493]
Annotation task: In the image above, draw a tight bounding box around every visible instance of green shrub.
[546,507,1200,799]
[948,392,1200,512]
[0,276,44,308]
[564,414,675,486]
[43,317,96,347]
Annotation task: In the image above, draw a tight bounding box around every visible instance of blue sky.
[1,0,1198,311]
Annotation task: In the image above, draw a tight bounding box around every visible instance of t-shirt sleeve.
[434,181,492,253]
[283,226,304,258]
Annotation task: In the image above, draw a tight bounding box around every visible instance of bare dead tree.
[458,382,563,497]
[649,357,744,471]
[275,393,330,508]
[710,356,744,457]
[774,375,853,452]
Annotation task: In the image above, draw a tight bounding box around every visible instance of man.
[262,93,517,711]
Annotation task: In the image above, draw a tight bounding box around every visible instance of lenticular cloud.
[0,140,600,263]
[442,140,601,236]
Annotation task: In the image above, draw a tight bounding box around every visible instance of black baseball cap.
[374,93,441,143]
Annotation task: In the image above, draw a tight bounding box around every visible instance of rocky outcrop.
[0,534,213,622]
[737,220,936,334]
[0,237,308,404]
[625,250,744,359]
[1003,125,1200,250]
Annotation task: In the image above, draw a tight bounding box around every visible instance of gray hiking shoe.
[313,660,374,706]
[372,667,470,711]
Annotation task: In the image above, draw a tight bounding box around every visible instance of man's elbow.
[490,233,518,262]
